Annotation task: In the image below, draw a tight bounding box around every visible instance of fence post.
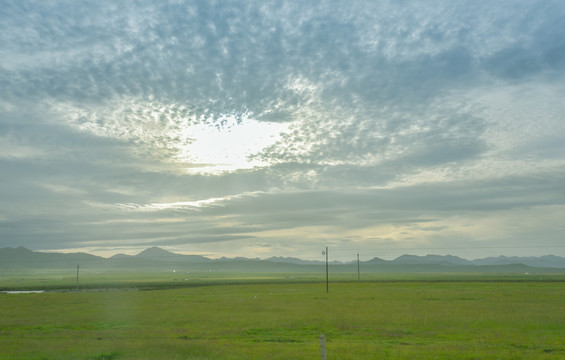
[320,334,327,360]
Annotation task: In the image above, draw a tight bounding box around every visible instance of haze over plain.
[1,1,564,261]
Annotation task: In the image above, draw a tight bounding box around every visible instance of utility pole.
[76,264,79,291]
[357,253,360,281]
[324,246,328,293]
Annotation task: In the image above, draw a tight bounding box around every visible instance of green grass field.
[1,275,565,359]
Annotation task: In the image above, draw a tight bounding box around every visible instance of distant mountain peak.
[135,246,176,259]
[364,257,387,264]
[393,254,470,266]
[133,247,212,263]
[266,256,324,265]
[109,253,131,259]
[2,247,565,270]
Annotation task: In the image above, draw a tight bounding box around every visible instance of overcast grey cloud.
[1,0,564,260]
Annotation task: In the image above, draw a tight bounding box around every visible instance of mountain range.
[2,246,565,273]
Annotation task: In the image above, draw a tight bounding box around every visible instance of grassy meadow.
[1,274,565,359]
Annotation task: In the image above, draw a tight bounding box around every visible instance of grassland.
[1,273,565,359]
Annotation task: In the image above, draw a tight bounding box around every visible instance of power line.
[328,245,565,253]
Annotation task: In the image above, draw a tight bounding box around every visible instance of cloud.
[1,0,564,259]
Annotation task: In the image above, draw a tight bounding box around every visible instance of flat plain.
[1,273,565,359]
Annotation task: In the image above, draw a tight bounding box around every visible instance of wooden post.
[320,334,327,360]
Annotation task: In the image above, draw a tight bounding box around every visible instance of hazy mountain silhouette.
[393,254,471,266]
[363,257,388,264]
[0,246,102,268]
[471,255,565,268]
[2,247,565,273]
[266,256,326,265]
[109,253,132,259]
[134,246,211,263]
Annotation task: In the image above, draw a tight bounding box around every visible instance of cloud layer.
[1,0,564,260]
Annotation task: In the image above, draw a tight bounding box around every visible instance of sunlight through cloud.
[178,114,289,174]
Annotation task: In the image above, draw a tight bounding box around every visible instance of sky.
[1,0,564,261]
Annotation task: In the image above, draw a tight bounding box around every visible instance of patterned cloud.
[1,0,564,259]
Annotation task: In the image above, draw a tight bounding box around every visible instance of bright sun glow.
[178,114,288,174]
[57,98,289,175]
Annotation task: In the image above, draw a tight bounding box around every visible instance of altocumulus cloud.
[0,0,564,260]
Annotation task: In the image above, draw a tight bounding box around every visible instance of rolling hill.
[1,247,565,274]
